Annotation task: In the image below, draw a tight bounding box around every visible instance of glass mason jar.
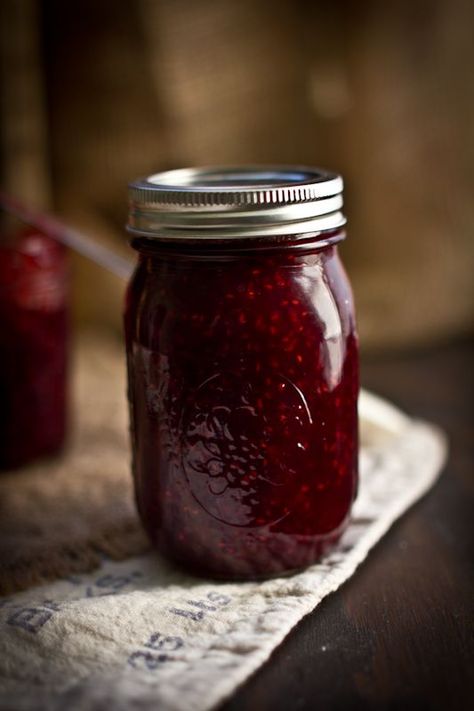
[125,166,359,579]
[0,228,69,469]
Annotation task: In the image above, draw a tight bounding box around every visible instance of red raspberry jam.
[125,167,359,578]
[0,229,69,469]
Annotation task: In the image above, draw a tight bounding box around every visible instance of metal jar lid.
[127,165,345,240]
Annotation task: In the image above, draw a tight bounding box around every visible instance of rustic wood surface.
[221,338,473,711]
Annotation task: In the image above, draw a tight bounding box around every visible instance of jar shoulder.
[124,248,357,350]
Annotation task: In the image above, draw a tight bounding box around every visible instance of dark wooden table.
[222,339,473,711]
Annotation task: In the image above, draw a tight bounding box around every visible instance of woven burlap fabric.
[2,0,473,346]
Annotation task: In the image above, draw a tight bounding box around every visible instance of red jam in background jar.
[125,166,359,578]
[0,228,69,469]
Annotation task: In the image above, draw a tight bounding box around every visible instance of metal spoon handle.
[0,191,134,281]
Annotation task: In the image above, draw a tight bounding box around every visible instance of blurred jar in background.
[0,229,69,469]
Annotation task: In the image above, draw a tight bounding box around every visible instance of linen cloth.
[0,388,446,711]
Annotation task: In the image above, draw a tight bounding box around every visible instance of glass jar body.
[0,230,69,469]
[124,232,359,578]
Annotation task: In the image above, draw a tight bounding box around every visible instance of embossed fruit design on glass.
[125,167,359,578]
[0,228,69,469]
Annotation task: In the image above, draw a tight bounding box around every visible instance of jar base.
[146,515,351,582]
